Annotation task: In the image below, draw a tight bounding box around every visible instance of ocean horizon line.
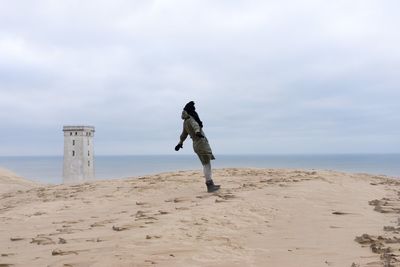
[0,152,399,158]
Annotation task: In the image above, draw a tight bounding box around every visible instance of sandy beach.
[1,167,400,267]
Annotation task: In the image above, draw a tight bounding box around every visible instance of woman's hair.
[183,101,203,128]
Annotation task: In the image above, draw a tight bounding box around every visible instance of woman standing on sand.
[175,101,220,193]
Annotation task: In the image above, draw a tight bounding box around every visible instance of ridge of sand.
[0,168,399,267]
[0,168,39,194]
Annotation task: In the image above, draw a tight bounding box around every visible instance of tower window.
[75,132,77,136]
[72,150,75,156]
[88,151,90,156]
[88,161,90,167]
[72,140,75,146]
[70,132,72,136]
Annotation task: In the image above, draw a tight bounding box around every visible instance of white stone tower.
[63,125,95,183]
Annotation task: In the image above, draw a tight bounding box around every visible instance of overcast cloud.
[0,0,399,155]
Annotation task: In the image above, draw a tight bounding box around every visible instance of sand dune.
[0,168,399,266]
[0,168,39,194]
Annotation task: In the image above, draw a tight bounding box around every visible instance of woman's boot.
[206,180,220,193]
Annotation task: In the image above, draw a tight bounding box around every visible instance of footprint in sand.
[332,211,353,215]
[216,193,236,200]
[158,210,169,215]
[10,237,26,242]
[165,197,191,203]
[52,220,83,225]
[135,201,152,208]
[62,262,96,267]
[241,183,258,188]
[132,210,158,222]
[53,227,85,235]
[112,221,147,231]
[90,219,116,227]
[30,211,47,216]
[31,235,55,245]
[85,238,104,242]
[175,207,190,211]
[1,253,15,257]
[51,249,79,256]
[145,235,162,239]
[112,225,130,231]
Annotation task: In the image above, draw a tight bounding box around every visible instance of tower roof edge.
[63,125,95,132]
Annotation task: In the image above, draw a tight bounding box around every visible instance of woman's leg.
[197,154,219,192]
[203,162,212,182]
[198,154,211,181]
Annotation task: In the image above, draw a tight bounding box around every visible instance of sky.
[0,0,399,156]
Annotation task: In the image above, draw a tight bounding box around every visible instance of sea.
[0,154,399,184]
